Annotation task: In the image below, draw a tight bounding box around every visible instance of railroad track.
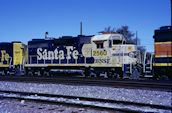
[0,90,171,113]
[0,76,171,92]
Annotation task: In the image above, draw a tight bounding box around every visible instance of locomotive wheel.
[81,70,85,77]
[84,67,90,77]
[43,71,50,76]
[28,71,33,76]
[99,72,107,78]
[6,71,10,76]
[168,75,172,80]
[108,71,118,78]
[89,68,97,77]
[36,71,41,76]
[0,70,5,76]
[23,69,27,76]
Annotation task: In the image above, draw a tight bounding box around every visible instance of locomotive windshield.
[112,40,122,45]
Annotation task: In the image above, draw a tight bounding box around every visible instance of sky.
[0,0,171,52]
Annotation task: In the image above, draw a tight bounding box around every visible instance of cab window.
[97,43,103,48]
[93,41,104,49]
[113,40,122,45]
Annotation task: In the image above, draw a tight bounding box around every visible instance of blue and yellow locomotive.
[0,42,27,75]
[25,33,137,78]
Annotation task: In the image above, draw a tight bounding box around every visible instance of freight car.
[153,26,172,80]
[0,42,27,75]
[24,33,138,78]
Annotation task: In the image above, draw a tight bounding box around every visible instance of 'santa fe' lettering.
[0,50,9,62]
[37,46,79,60]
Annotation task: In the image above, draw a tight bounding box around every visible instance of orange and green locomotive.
[153,26,172,80]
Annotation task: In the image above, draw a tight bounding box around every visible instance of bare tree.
[116,26,135,43]
[104,26,116,32]
[103,25,146,52]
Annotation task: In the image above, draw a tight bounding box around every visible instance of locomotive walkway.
[0,90,171,113]
[0,76,171,92]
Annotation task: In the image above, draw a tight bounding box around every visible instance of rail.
[0,76,171,91]
[0,90,171,113]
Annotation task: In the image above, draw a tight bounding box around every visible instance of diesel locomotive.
[153,26,172,80]
[25,33,137,78]
[0,33,138,78]
[0,42,27,75]
[0,26,171,80]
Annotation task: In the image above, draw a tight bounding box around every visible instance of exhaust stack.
[80,21,82,36]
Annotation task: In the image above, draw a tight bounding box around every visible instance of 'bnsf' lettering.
[37,46,79,60]
[95,59,110,64]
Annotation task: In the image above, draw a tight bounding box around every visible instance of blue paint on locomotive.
[28,36,94,65]
[0,42,13,65]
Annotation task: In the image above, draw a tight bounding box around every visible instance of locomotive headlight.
[112,46,116,51]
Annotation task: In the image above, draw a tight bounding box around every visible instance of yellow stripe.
[0,64,9,67]
[25,64,29,66]
[155,55,172,58]
[153,63,172,66]
[155,41,172,44]
[25,63,122,67]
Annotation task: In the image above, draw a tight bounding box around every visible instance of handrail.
[28,54,84,65]
[143,52,146,73]
[130,60,132,74]
[150,53,153,70]
[22,56,26,70]
[20,56,23,71]
[122,46,124,71]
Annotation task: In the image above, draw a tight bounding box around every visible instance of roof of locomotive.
[153,26,172,42]
[0,42,13,50]
[91,34,126,42]
[0,41,22,46]
[28,35,93,45]
[0,41,22,44]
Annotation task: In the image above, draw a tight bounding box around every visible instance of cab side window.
[113,40,122,45]
[97,43,103,49]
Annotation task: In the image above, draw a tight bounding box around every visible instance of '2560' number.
[93,50,107,56]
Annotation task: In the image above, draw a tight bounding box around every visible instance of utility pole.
[136,31,138,46]
[136,31,138,54]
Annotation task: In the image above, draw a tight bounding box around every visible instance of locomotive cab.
[90,33,137,78]
[91,33,137,65]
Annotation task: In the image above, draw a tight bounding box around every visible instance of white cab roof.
[91,34,126,41]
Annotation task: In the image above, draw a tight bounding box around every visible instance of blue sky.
[0,0,171,52]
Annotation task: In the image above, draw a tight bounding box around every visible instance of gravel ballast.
[0,81,171,107]
[0,99,111,113]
